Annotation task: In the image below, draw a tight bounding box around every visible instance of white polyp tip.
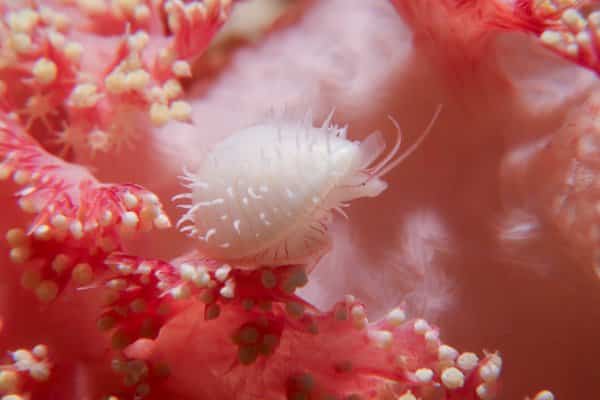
[179,263,197,281]
[215,264,231,282]
[476,383,489,399]
[29,362,50,381]
[69,220,84,239]
[123,192,139,209]
[367,329,393,349]
[125,69,150,91]
[170,100,192,121]
[150,102,171,126]
[479,361,501,383]
[424,329,439,344]
[154,213,171,229]
[220,280,235,299]
[34,224,52,240]
[414,368,434,383]
[413,319,430,334]
[350,305,365,319]
[170,284,191,299]
[172,60,191,77]
[387,308,406,326]
[438,344,459,361]
[441,367,465,389]
[534,390,555,400]
[32,344,48,358]
[32,58,58,85]
[51,214,69,230]
[121,211,139,228]
[457,352,479,371]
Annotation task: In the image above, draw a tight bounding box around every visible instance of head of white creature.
[175,109,440,267]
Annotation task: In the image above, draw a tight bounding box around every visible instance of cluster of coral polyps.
[0,0,587,399]
[0,0,231,156]
[392,0,600,76]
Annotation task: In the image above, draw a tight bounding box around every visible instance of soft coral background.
[2,0,600,399]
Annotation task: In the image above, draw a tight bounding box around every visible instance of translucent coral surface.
[0,0,599,400]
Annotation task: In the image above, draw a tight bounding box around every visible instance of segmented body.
[176,109,439,266]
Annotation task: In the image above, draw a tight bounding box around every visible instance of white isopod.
[175,108,440,267]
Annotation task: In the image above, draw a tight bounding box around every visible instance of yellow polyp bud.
[128,31,149,51]
[6,227,28,247]
[149,102,170,126]
[157,47,176,68]
[163,79,182,99]
[100,210,114,226]
[118,0,141,13]
[72,263,94,285]
[105,72,128,94]
[167,14,180,33]
[7,9,40,33]
[170,100,192,122]
[2,394,25,400]
[21,269,41,290]
[13,169,30,185]
[50,214,69,231]
[69,83,101,108]
[172,60,192,77]
[540,29,563,47]
[10,246,31,264]
[77,0,108,14]
[10,33,33,53]
[562,8,586,32]
[88,129,111,152]
[64,42,84,63]
[153,214,171,229]
[32,58,58,85]
[397,391,417,400]
[148,86,166,103]
[121,211,139,228]
[47,31,66,48]
[0,163,12,180]
[70,220,84,239]
[123,192,139,209]
[36,280,59,302]
[18,197,38,213]
[134,4,151,21]
[125,69,150,90]
[0,370,19,392]
[125,69,151,91]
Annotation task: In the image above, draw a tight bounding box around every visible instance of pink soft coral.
[1,1,599,400]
